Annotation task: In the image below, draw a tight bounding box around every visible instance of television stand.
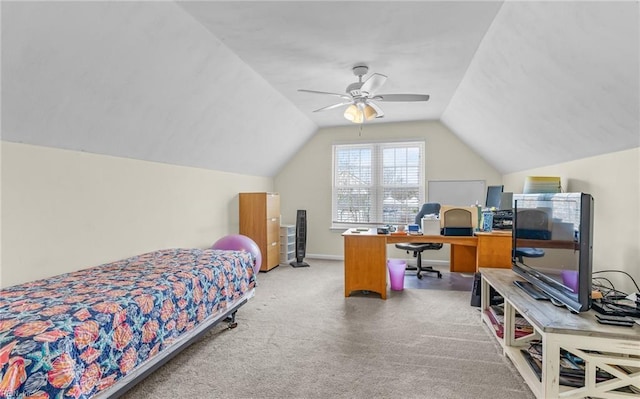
[480,268,640,398]
[513,280,550,301]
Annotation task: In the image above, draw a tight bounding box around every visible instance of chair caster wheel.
[417,274,423,279]
[437,273,442,279]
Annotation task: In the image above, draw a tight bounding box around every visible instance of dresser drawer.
[267,217,280,243]
[266,193,280,218]
[267,241,280,267]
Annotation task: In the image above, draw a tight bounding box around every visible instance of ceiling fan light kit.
[344,102,378,123]
[299,65,430,124]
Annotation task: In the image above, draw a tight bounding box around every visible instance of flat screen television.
[485,185,504,209]
[512,192,593,313]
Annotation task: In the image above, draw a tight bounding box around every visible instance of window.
[332,141,424,227]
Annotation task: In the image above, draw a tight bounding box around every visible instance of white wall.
[1,142,273,288]
[274,120,503,261]
[503,147,640,294]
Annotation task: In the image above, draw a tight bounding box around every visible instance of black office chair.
[514,209,551,263]
[514,247,545,263]
[395,203,443,279]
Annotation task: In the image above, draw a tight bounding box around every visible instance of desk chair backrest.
[514,209,551,262]
[415,203,440,224]
[515,209,552,240]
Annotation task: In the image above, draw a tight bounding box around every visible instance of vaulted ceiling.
[2,1,638,177]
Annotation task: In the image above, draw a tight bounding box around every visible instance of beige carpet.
[122,259,534,399]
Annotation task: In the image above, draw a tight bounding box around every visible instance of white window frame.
[332,140,425,229]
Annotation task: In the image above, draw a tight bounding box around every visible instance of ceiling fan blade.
[372,94,430,102]
[313,101,353,112]
[360,73,387,96]
[367,101,384,118]
[298,89,351,100]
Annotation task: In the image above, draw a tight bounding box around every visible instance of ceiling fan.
[298,65,430,123]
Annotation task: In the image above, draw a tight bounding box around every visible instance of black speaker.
[470,272,482,307]
[290,210,310,268]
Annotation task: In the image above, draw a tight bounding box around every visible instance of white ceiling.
[178,1,503,126]
[2,1,638,177]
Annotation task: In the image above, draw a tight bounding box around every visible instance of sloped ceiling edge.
[442,1,640,174]
[1,1,317,177]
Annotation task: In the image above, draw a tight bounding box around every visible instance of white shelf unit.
[280,225,295,265]
[479,268,640,399]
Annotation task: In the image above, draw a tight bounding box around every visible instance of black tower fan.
[290,210,310,267]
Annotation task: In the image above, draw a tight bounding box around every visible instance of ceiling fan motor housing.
[346,82,364,97]
[347,65,369,97]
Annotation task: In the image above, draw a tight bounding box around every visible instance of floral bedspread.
[0,248,256,399]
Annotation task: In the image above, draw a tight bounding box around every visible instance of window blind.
[332,141,424,227]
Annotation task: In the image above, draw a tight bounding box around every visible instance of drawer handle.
[271,242,277,246]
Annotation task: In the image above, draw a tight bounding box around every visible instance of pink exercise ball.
[212,234,262,275]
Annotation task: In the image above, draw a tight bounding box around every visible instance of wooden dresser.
[239,192,281,271]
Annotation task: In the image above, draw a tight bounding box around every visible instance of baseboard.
[402,259,449,268]
[306,254,344,261]
[416,260,449,267]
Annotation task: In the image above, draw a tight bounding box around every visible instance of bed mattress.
[0,248,256,398]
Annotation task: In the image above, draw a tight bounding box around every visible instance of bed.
[0,247,256,398]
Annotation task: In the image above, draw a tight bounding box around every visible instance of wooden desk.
[476,231,512,270]
[343,229,512,299]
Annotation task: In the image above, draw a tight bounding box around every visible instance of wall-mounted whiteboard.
[428,180,486,207]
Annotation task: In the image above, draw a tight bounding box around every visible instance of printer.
[492,210,513,230]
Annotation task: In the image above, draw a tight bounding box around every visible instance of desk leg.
[450,244,477,273]
[344,235,387,299]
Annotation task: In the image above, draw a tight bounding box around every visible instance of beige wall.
[1,142,273,288]
[503,147,640,294]
[5,137,636,294]
[274,120,503,261]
